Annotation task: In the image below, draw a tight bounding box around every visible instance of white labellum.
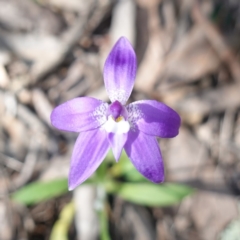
[103,116,130,134]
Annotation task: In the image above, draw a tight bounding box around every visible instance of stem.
[99,202,111,240]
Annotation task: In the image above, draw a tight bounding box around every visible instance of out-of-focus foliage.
[12,178,68,205]
[109,150,147,182]
[12,151,194,207]
[106,151,194,206]
[107,182,194,207]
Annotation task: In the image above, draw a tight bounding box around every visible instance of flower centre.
[103,101,130,134]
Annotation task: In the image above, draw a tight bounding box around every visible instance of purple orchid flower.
[51,37,181,190]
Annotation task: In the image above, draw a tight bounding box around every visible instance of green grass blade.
[12,178,68,205]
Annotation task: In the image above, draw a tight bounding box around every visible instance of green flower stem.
[99,202,111,240]
[96,185,111,240]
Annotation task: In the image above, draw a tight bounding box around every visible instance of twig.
[192,3,240,82]
[11,137,39,190]
[0,152,22,172]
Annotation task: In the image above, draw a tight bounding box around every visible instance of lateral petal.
[103,37,137,104]
[68,129,110,190]
[124,130,164,183]
[51,97,108,132]
[127,100,181,138]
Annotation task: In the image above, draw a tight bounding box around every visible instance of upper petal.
[51,97,108,132]
[69,129,110,190]
[127,100,181,138]
[103,37,137,104]
[124,130,164,183]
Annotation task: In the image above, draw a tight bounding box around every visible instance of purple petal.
[69,129,110,190]
[108,133,127,161]
[51,97,108,132]
[124,130,164,183]
[127,100,181,138]
[103,37,137,104]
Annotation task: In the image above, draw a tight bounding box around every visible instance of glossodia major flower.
[51,37,181,190]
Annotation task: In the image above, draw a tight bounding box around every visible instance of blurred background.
[0,0,240,239]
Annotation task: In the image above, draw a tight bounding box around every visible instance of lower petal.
[69,129,110,190]
[108,133,127,161]
[124,130,164,183]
